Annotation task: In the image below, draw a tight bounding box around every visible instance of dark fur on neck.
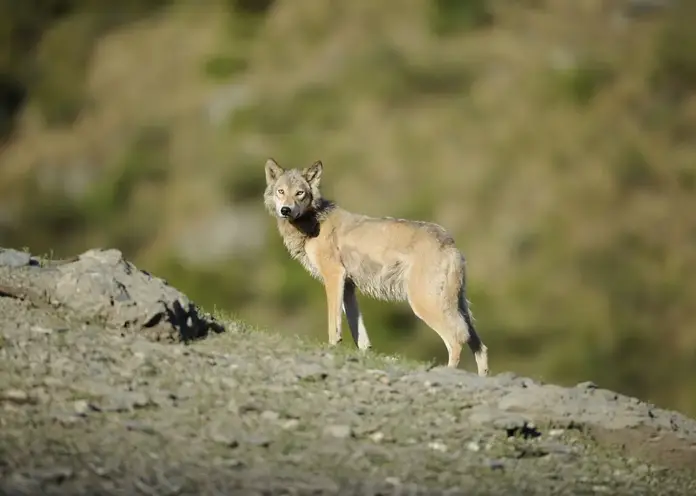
[278,198,335,237]
[276,198,336,263]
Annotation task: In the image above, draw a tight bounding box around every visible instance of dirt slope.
[0,247,695,495]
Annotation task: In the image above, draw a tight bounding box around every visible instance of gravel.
[0,247,695,495]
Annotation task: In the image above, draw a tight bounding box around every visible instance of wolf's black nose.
[280,206,291,217]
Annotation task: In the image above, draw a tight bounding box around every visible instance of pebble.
[100,391,151,412]
[73,399,93,416]
[210,431,239,448]
[281,419,300,430]
[466,441,481,452]
[30,326,53,335]
[296,364,328,382]
[43,377,64,388]
[123,421,158,435]
[370,431,385,443]
[219,458,244,468]
[577,381,598,390]
[245,435,271,447]
[324,424,353,439]
[55,413,83,426]
[1,389,33,405]
[428,441,448,452]
[385,477,401,486]
[0,248,33,268]
[261,410,280,422]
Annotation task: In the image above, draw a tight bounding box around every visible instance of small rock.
[576,381,598,390]
[549,429,565,437]
[488,459,505,471]
[100,392,151,412]
[123,421,157,435]
[246,435,272,447]
[30,326,53,335]
[238,402,260,414]
[296,364,328,382]
[219,458,244,468]
[538,442,575,455]
[51,412,83,426]
[226,399,239,412]
[0,248,34,267]
[260,410,280,422]
[323,425,353,439]
[43,377,64,388]
[73,400,96,416]
[428,441,448,452]
[220,377,238,389]
[1,389,34,405]
[370,431,385,443]
[385,477,401,486]
[466,441,481,452]
[282,419,300,430]
[491,414,529,431]
[209,430,239,448]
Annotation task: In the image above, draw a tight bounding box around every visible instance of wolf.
[263,158,489,376]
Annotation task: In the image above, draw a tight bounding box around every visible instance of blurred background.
[1,0,695,416]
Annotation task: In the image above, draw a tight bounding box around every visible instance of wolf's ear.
[302,160,323,188]
[264,158,284,185]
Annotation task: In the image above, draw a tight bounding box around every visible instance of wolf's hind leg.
[343,280,372,351]
[458,294,488,377]
[407,274,488,376]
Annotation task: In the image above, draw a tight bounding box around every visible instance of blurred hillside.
[2,0,696,415]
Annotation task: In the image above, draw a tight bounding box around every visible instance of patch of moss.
[651,1,696,99]
[553,57,615,106]
[429,0,494,37]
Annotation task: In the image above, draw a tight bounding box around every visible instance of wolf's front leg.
[343,280,371,351]
[323,268,346,346]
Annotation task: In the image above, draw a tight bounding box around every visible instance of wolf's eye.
[296,190,305,198]
[277,188,284,195]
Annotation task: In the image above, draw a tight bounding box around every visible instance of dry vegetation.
[1,0,696,416]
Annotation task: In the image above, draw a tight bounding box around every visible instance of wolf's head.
[263,158,323,220]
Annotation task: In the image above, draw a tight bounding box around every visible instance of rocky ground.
[0,248,695,495]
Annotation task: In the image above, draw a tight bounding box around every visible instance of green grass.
[204,54,249,80]
[210,307,432,372]
[651,0,696,99]
[429,0,494,37]
[553,57,615,106]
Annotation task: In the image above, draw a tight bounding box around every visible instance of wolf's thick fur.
[263,158,488,376]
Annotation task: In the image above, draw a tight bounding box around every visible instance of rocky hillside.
[1,247,696,495]
[1,0,696,417]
